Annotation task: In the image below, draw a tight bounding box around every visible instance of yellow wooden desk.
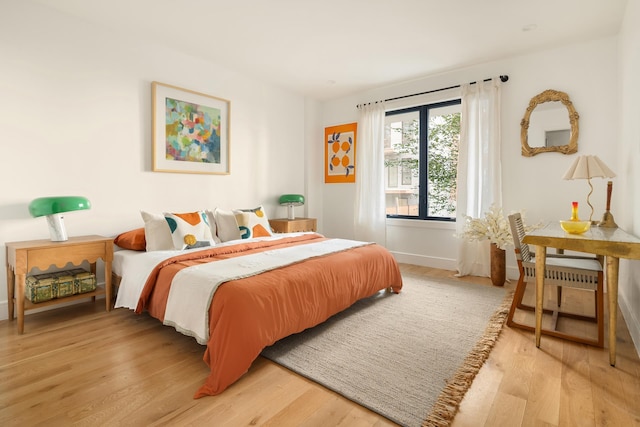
[523,223,640,365]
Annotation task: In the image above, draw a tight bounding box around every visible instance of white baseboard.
[618,294,640,358]
[390,251,458,271]
[390,251,520,281]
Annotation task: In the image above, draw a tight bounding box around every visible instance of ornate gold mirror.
[520,89,579,157]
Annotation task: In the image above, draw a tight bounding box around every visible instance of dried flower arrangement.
[457,204,540,250]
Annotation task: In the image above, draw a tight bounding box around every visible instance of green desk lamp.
[28,196,91,241]
[278,194,305,220]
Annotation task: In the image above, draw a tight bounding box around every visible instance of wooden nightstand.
[269,218,317,233]
[6,235,114,334]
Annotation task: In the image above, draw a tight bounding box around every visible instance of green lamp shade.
[28,196,91,242]
[279,194,304,220]
[29,196,91,218]
[278,194,305,206]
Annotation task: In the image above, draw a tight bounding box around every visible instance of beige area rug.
[261,272,511,427]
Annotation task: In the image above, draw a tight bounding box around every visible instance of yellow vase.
[570,201,580,221]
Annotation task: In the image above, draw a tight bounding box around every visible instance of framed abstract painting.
[152,82,230,174]
[324,122,357,183]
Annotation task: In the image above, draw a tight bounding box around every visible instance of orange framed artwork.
[324,122,357,183]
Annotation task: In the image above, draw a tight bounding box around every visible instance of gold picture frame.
[152,81,230,174]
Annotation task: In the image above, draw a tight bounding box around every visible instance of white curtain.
[355,102,386,245]
[456,78,503,276]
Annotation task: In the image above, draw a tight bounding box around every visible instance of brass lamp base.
[598,180,618,228]
[598,211,618,228]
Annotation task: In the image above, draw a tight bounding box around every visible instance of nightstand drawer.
[269,218,317,233]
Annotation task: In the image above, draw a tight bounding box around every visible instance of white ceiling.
[34,0,628,100]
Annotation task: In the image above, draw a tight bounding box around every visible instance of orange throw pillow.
[114,228,146,251]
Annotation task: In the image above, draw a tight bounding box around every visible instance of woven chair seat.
[522,256,601,290]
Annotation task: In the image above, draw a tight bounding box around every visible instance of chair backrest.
[508,213,532,263]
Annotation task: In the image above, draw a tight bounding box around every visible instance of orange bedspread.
[134,234,403,398]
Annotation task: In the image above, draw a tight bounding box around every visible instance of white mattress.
[113,232,312,310]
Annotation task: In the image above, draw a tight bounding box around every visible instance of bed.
[113,230,403,398]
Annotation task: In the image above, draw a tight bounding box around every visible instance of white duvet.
[113,234,369,344]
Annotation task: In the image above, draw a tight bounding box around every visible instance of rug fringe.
[422,289,513,427]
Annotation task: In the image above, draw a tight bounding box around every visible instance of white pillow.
[204,210,222,244]
[213,207,242,242]
[163,211,215,250]
[234,205,273,239]
[140,210,174,251]
[204,209,222,243]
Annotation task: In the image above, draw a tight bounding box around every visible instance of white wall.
[320,36,620,273]
[0,2,308,319]
[617,0,640,352]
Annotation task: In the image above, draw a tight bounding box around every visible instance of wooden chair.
[506,213,604,347]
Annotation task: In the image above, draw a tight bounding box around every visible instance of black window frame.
[385,98,461,222]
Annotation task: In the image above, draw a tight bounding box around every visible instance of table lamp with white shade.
[562,155,617,227]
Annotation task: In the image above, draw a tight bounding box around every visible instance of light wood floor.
[1,264,639,426]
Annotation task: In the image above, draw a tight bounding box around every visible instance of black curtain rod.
[356,75,509,108]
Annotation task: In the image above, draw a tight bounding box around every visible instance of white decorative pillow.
[140,210,174,251]
[234,205,273,239]
[213,207,241,242]
[163,211,215,250]
[204,210,222,244]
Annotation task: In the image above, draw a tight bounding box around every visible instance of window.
[401,159,412,185]
[388,164,398,188]
[384,99,461,220]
